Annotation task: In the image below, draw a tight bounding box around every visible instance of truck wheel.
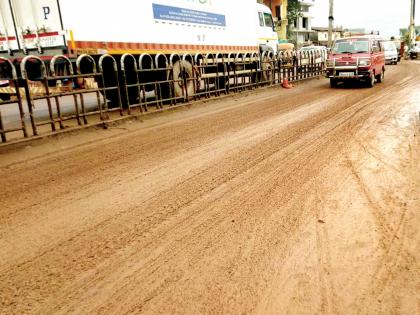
[172,60,195,99]
[367,73,375,88]
[97,76,122,108]
[330,78,338,88]
[261,56,273,83]
[217,76,228,92]
[96,59,123,109]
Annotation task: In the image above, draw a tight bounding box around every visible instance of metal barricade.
[299,51,307,80]
[0,49,327,144]
[275,52,284,85]
[98,54,123,116]
[19,54,114,138]
[49,55,82,128]
[156,53,176,107]
[273,51,282,85]
[226,52,256,92]
[181,54,196,101]
[309,51,316,78]
[21,55,55,135]
[194,53,218,99]
[291,51,298,81]
[212,53,229,95]
[260,51,275,86]
[121,53,144,115]
[243,52,259,89]
[279,50,295,83]
[75,54,107,122]
[234,53,247,91]
[0,57,27,142]
[137,53,161,110]
[169,54,189,103]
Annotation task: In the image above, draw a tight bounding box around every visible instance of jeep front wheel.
[376,70,384,83]
[367,73,375,88]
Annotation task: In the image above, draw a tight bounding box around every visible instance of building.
[343,28,368,37]
[290,0,315,48]
[258,0,289,41]
[258,0,317,45]
[310,26,343,46]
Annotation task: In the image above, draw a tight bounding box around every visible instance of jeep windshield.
[332,40,370,54]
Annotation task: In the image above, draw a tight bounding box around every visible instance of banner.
[153,4,226,27]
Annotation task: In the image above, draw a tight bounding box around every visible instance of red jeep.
[325,36,385,88]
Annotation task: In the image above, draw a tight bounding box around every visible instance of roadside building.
[310,26,343,46]
[290,0,315,48]
[258,0,289,41]
[257,0,315,46]
[343,28,368,37]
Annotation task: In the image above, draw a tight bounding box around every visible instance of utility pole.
[328,0,334,48]
[409,0,416,48]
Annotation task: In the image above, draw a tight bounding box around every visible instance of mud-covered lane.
[0,61,419,314]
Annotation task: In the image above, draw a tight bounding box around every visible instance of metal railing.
[0,49,326,144]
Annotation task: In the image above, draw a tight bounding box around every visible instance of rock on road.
[0,61,419,314]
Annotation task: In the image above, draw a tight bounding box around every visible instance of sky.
[311,0,420,39]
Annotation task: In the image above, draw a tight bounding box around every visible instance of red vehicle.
[325,36,385,88]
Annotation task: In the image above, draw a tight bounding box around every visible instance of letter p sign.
[43,6,50,20]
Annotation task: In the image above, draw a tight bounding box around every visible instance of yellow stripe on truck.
[69,30,75,49]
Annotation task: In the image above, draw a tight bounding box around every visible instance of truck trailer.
[0,0,278,57]
[0,0,279,101]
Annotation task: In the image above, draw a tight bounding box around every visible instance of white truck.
[0,0,279,101]
[0,0,278,57]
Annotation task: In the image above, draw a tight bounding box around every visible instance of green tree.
[400,26,420,45]
[287,0,302,40]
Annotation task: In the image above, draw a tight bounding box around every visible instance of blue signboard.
[152,3,226,27]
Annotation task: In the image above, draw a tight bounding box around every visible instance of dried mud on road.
[0,62,419,314]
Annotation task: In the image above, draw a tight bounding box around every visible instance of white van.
[409,42,420,59]
[383,41,398,65]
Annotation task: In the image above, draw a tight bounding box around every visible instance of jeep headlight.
[358,59,371,66]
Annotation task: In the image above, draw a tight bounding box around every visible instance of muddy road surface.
[0,61,419,314]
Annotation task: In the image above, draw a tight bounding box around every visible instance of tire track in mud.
[0,79,404,314]
[0,93,348,273]
[2,89,354,314]
[347,155,414,314]
[342,74,420,312]
[0,62,418,314]
[314,193,338,315]
[0,88,332,226]
[49,72,420,314]
[108,113,353,315]
[1,94,352,313]
[0,89,342,269]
